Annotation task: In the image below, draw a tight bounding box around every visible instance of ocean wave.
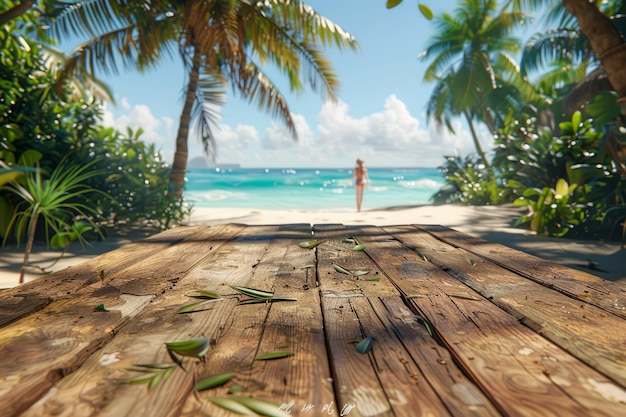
[187,190,250,202]
[397,179,442,189]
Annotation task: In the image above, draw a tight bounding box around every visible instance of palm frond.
[520,29,591,76]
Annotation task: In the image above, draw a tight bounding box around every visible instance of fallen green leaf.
[469,259,476,266]
[209,397,257,416]
[356,336,374,354]
[177,299,220,314]
[94,304,109,312]
[194,372,237,391]
[228,384,245,394]
[417,316,436,338]
[230,396,288,417]
[333,264,352,275]
[353,269,370,276]
[115,363,176,390]
[298,240,326,249]
[165,338,210,358]
[230,286,274,299]
[352,244,367,251]
[186,290,222,300]
[255,351,293,361]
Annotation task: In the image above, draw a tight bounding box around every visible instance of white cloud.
[100,95,484,169]
[101,102,175,156]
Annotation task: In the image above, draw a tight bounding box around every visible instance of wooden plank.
[385,225,626,389]
[371,296,501,417]
[315,225,460,417]
[18,224,264,417]
[343,226,502,416]
[0,226,199,327]
[0,224,245,417]
[361,226,626,417]
[214,224,336,415]
[417,224,626,319]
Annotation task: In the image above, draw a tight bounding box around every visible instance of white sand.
[1,204,624,288]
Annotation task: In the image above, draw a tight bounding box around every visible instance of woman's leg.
[355,184,364,212]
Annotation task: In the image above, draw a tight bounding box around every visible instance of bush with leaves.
[1,9,189,245]
[74,127,191,230]
[493,111,625,238]
[430,154,511,205]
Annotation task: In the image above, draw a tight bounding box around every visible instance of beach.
[1,204,624,289]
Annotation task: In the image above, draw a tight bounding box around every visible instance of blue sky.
[93,0,537,168]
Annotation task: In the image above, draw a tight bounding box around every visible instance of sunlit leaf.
[418,3,433,20]
[386,0,403,9]
[186,290,222,299]
[298,240,326,249]
[571,110,582,133]
[333,264,352,275]
[194,372,237,391]
[115,363,176,390]
[469,259,476,266]
[356,336,374,354]
[209,397,257,415]
[165,338,210,358]
[177,300,220,314]
[352,244,367,251]
[353,269,370,276]
[230,396,288,417]
[255,351,293,360]
[230,286,274,298]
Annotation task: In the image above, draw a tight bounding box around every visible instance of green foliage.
[73,127,191,229]
[1,13,189,246]
[1,158,106,282]
[513,178,586,237]
[430,154,510,205]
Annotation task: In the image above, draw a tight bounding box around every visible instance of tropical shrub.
[74,127,192,229]
[430,154,511,205]
[513,178,586,237]
[1,8,190,248]
[1,157,107,282]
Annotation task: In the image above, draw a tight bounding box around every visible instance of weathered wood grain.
[385,225,626,389]
[315,225,462,416]
[0,224,245,417]
[0,226,200,327]
[3,223,625,417]
[364,226,626,417]
[180,224,335,417]
[417,224,626,319]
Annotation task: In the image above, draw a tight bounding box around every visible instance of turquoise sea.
[185,167,444,211]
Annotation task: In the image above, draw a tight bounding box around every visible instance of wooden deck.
[1,223,625,417]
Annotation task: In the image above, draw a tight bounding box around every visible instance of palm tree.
[420,0,529,167]
[50,0,358,198]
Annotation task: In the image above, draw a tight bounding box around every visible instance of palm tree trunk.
[0,1,33,26]
[464,110,491,168]
[168,46,202,199]
[563,0,626,99]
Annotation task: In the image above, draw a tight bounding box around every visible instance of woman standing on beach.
[352,158,369,212]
